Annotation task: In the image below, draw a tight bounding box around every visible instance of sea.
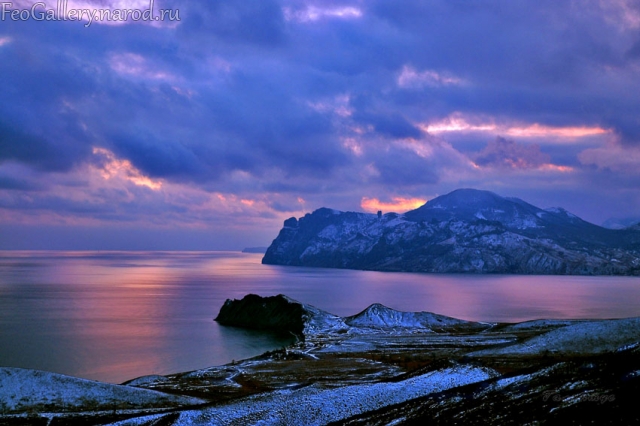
[1,250,639,384]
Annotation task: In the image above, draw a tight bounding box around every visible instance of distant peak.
[363,303,395,312]
[449,188,500,197]
[402,188,549,227]
[425,189,504,206]
[409,188,512,214]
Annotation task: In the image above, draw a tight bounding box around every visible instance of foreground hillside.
[263,189,640,275]
[2,294,640,425]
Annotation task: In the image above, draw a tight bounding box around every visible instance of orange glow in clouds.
[361,197,428,213]
[505,124,608,138]
[93,147,163,190]
[420,116,609,140]
[537,164,575,173]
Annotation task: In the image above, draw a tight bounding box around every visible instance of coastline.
[2,294,640,425]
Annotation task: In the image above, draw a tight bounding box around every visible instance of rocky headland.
[263,189,640,275]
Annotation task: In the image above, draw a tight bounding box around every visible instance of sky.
[1,0,640,250]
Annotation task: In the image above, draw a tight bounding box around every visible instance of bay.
[1,251,639,383]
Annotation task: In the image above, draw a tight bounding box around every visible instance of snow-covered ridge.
[110,365,498,426]
[345,303,488,331]
[471,318,640,356]
[0,368,203,414]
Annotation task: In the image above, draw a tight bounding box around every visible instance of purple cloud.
[473,137,551,170]
[1,0,640,247]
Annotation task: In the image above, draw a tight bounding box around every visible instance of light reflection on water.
[0,251,639,383]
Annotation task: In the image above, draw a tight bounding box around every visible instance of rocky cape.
[263,188,640,275]
[215,294,490,339]
[5,294,640,425]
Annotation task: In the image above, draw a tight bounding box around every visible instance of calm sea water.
[1,251,639,383]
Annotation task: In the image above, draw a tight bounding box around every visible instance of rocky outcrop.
[216,295,488,338]
[263,189,640,275]
[215,294,346,338]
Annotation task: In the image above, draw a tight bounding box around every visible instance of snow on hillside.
[0,368,203,414]
[471,318,640,356]
[345,303,482,331]
[499,319,579,332]
[263,188,640,275]
[109,365,498,426]
[301,301,349,335]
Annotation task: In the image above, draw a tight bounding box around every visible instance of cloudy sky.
[1,0,640,250]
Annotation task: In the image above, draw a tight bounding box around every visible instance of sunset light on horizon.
[361,197,429,214]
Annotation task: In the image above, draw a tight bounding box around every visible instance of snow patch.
[471,318,640,356]
[302,303,349,335]
[113,365,497,426]
[345,303,479,330]
[500,319,577,332]
[546,207,577,218]
[0,368,203,414]
[123,375,171,387]
[616,342,640,352]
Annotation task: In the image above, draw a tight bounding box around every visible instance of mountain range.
[262,189,640,275]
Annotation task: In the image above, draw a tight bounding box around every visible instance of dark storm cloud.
[0,120,61,170]
[108,130,208,179]
[364,0,640,144]
[178,0,286,46]
[1,0,640,243]
[353,112,422,140]
[368,147,439,187]
[0,175,40,191]
[0,23,97,171]
[474,137,551,170]
[626,38,640,60]
[607,120,640,146]
[3,0,635,181]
